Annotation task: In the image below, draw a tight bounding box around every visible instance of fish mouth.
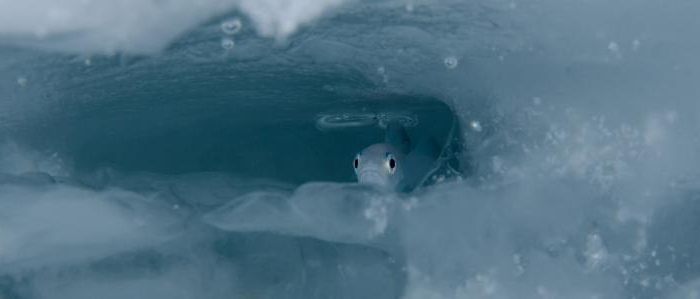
[358,170,389,186]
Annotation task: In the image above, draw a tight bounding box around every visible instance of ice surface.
[1,0,700,298]
[204,182,401,249]
[0,0,348,53]
[0,177,182,272]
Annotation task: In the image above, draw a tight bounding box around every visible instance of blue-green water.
[1,0,700,298]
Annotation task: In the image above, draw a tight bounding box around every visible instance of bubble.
[377,66,385,75]
[533,97,542,105]
[632,39,641,51]
[315,113,377,131]
[405,2,414,12]
[470,120,482,132]
[537,286,552,297]
[664,110,678,123]
[33,27,48,39]
[377,66,389,83]
[608,41,621,58]
[512,254,525,276]
[84,58,92,66]
[315,111,418,131]
[608,41,620,53]
[221,38,235,50]
[220,18,242,35]
[16,77,27,87]
[444,56,459,69]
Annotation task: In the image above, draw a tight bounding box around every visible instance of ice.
[0,142,68,177]
[0,180,182,272]
[204,182,401,249]
[237,0,347,40]
[397,180,624,298]
[0,0,347,53]
[671,279,700,299]
[584,232,610,271]
[92,171,295,211]
[1,0,700,297]
[0,143,181,273]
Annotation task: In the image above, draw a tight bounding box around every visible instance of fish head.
[353,143,404,191]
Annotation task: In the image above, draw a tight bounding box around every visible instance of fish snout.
[357,165,390,187]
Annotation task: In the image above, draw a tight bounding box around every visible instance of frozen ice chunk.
[203,182,401,248]
[0,0,347,53]
[584,232,609,271]
[82,170,293,212]
[0,182,181,271]
[0,142,67,177]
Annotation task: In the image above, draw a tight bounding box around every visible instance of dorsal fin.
[384,122,410,154]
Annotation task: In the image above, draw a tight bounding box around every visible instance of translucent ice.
[0,0,348,53]
[204,182,401,249]
[0,180,181,271]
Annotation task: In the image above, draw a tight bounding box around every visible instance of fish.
[354,122,441,192]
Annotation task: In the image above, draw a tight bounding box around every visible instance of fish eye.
[353,155,360,169]
[385,154,397,174]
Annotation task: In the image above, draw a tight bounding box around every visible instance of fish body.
[354,123,439,192]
